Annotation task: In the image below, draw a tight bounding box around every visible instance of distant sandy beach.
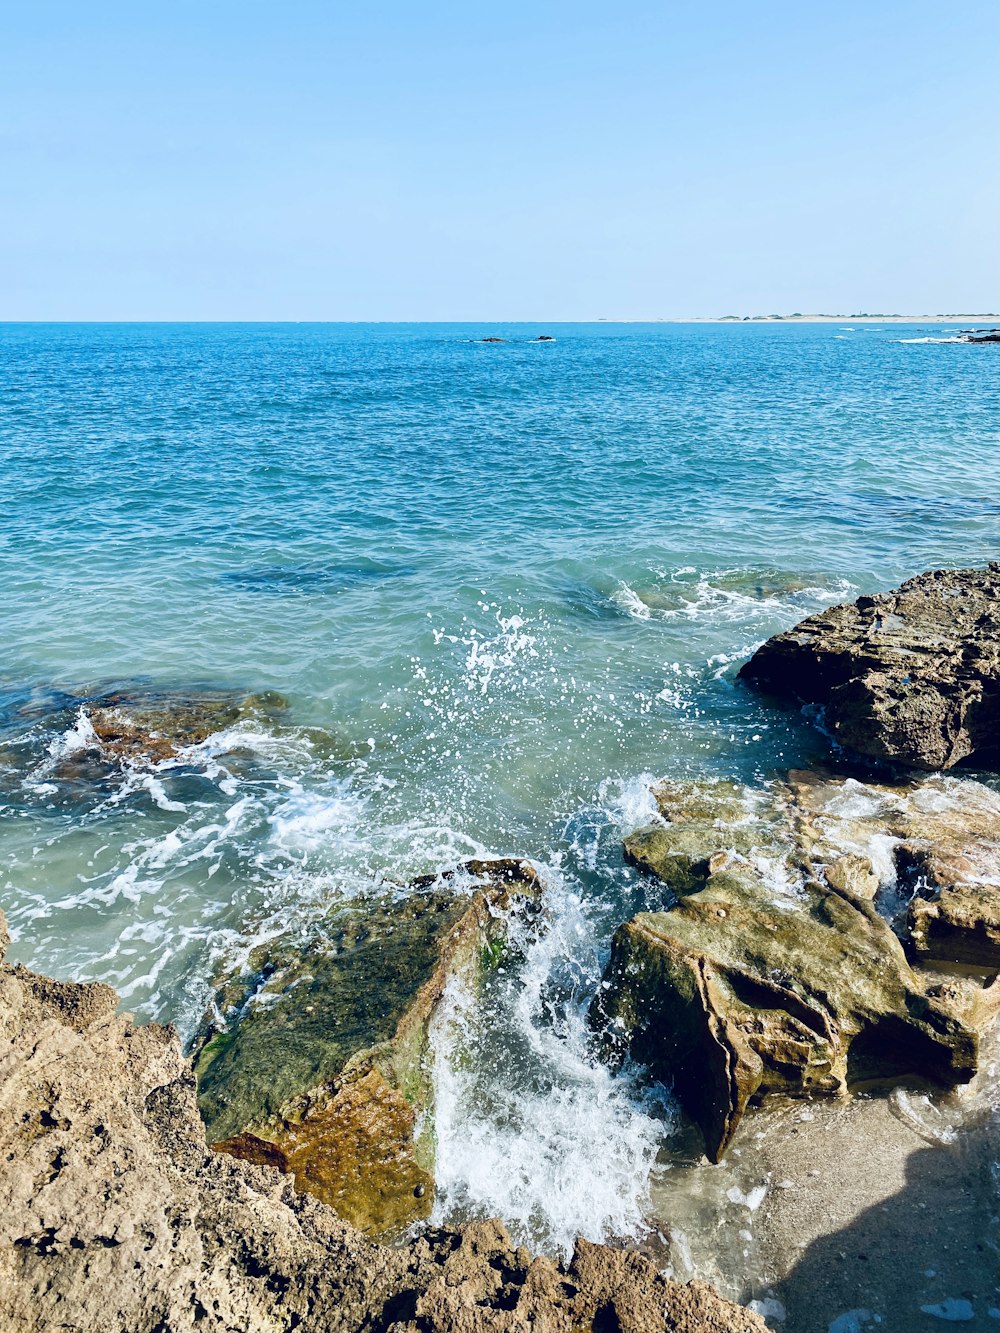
[610,315,999,324]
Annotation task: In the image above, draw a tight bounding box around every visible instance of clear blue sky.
[1,1,997,319]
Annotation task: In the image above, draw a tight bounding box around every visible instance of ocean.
[1,321,997,1283]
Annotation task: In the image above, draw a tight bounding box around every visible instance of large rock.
[598,773,1000,1161]
[739,564,1000,770]
[0,913,766,1333]
[594,867,978,1163]
[194,859,543,1238]
[909,883,1000,970]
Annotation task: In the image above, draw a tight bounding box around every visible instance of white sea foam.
[267,781,368,855]
[610,582,652,620]
[461,610,539,697]
[897,336,964,344]
[608,569,858,632]
[726,1183,769,1211]
[749,1296,787,1321]
[430,865,671,1256]
[46,708,99,758]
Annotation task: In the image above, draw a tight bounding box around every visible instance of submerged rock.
[193,859,542,1238]
[739,564,1000,770]
[80,687,287,764]
[0,912,766,1333]
[597,773,1000,1160]
[4,682,287,777]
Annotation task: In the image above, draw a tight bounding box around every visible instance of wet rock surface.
[0,681,289,805]
[596,773,1000,1161]
[0,911,765,1333]
[739,564,1000,770]
[193,859,543,1238]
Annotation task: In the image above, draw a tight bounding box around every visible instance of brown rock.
[739,564,1000,770]
[909,883,1000,969]
[597,772,1000,1161]
[0,913,764,1332]
[80,687,287,764]
[592,864,978,1163]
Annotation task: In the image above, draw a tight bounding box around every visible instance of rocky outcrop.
[0,683,289,803]
[0,913,765,1333]
[597,774,1000,1161]
[193,860,543,1238]
[739,564,1000,770]
[80,687,286,764]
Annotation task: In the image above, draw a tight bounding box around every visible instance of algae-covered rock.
[623,777,802,896]
[593,866,978,1162]
[70,685,287,765]
[193,858,541,1237]
[0,682,290,806]
[622,824,730,894]
[788,767,1000,966]
[596,772,1000,1161]
[739,564,1000,770]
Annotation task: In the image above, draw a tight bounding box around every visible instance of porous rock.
[0,913,765,1333]
[193,859,543,1237]
[739,564,1000,770]
[73,685,287,765]
[598,773,1000,1160]
[788,767,1000,969]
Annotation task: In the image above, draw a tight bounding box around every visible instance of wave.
[429,859,672,1257]
[607,569,856,628]
[897,336,965,344]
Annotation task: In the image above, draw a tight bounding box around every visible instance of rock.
[788,767,1000,967]
[739,564,1000,770]
[194,860,543,1238]
[593,864,978,1163]
[479,336,506,343]
[0,913,765,1333]
[81,688,284,764]
[909,883,1000,970]
[1,682,288,789]
[597,772,1000,1160]
[623,824,731,894]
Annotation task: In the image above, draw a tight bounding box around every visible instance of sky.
[1,1,997,320]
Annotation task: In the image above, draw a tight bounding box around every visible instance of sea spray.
[429,863,672,1256]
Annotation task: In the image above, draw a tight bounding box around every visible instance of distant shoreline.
[670,314,998,324]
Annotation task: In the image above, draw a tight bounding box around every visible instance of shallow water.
[1,322,998,1292]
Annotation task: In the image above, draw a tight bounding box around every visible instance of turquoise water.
[2,321,998,1261]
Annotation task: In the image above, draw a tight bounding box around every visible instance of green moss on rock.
[193,858,541,1238]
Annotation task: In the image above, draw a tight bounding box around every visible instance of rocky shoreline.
[0,923,764,1332]
[2,565,999,1329]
